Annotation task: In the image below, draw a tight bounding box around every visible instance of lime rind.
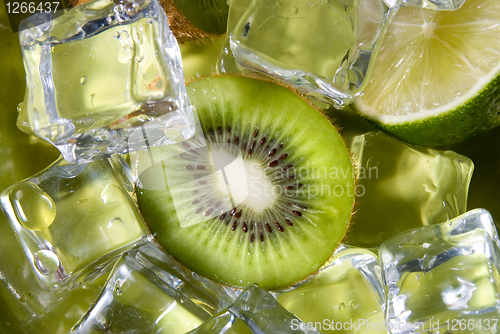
[356,73,500,146]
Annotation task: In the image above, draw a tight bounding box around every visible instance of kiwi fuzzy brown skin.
[68,0,227,43]
[136,75,355,290]
[161,0,227,43]
[172,0,228,34]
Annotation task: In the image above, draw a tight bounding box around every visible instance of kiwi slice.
[162,0,229,42]
[136,76,355,290]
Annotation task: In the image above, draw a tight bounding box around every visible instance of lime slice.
[353,0,500,146]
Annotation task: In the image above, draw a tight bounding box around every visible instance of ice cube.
[275,245,386,334]
[402,0,466,10]
[187,284,321,333]
[0,210,106,334]
[19,0,195,163]
[70,243,237,334]
[222,0,402,108]
[217,0,252,75]
[379,209,500,334]
[0,156,149,291]
[347,131,473,247]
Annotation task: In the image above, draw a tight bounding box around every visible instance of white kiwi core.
[210,147,277,214]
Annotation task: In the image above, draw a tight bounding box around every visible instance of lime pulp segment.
[354,0,500,145]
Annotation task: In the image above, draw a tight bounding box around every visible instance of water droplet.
[9,182,56,231]
[5,322,11,327]
[77,199,88,204]
[101,184,124,204]
[147,18,153,24]
[115,287,122,296]
[19,297,27,303]
[421,242,431,248]
[114,31,120,39]
[120,31,132,46]
[90,93,95,107]
[337,302,345,311]
[348,301,355,308]
[80,76,87,84]
[17,102,23,113]
[134,55,144,62]
[124,2,139,15]
[34,250,60,275]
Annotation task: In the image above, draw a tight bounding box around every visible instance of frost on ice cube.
[19,0,194,163]
[70,243,238,334]
[187,284,320,334]
[379,209,500,334]
[348,131,473,247]
[275,245,386,334]
[0,156,148,291]
[224,0,402,107]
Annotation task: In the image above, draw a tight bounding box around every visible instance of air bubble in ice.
[34,250,60,275]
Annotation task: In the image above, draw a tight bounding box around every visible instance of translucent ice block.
[401,0,466,10]
[217,0,252,75]
[0,211,106,334]
[0,156,149,291]
[347,132,473,248]
[225,0,402,107]
[69,243,238,334]
[379,209,500,334]
[187,284,321,334]
[19,0,195,163]
[275,245,386,334]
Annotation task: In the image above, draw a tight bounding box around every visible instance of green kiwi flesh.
[136,76,354,290]
[172,0,229,35]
